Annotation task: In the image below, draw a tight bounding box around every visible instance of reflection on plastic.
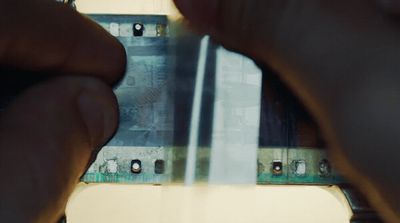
[185,36,210,186]
[208,47,262,184]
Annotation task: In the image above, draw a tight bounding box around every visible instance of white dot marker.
[135,24,142,30]
[132,162,141,171]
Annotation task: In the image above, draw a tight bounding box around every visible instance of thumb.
[0,76,118,223]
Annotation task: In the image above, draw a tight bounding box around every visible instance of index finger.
[0,0,126,83]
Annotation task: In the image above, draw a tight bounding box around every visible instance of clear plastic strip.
[184,36,210,186]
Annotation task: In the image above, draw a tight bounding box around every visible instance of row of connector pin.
[270,159,331,177]
[105,22,167,37]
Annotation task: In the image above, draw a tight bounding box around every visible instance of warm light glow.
[66,184,352,223]
[76,0,180,16]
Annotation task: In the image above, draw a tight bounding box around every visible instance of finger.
[173,0,400,73]
[0,0,126,83]
[173,0,284,59]
[0,76,118,222]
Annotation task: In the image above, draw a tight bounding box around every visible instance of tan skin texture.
[1,0,400,222]
[173,0,400,222]
[0,0,125,222]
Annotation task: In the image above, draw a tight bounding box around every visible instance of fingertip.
[65,14,127,84]
[0,0,127,84]
[109,38,127,84]
[87,14,127,81]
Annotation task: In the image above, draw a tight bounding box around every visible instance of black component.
[154,160,165,174]
[133,23,144,36]
[272,160,283,175]
[156,24,167,36]
[318,159,331,177]
[131,159,142,174]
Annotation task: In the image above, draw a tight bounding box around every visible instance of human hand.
[0,0,125,222]
[174,0,400,222]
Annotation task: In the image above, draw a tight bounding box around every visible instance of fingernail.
[78,82,118,149]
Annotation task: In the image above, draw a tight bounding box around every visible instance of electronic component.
[156,24,167,36]
[272,160,283,176]
[131,159,142,174]
[319,159,331,177]
[154,160,165,174]
[133,23,144,36]
[291,160,306,176]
